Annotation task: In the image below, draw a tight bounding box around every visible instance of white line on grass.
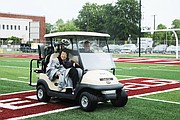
[0,90,35,96]
[115,74,138,78]
[129,88,180,98]
[18,77,28,79]
[136,96,180,105]
[4,60,30,63]
[0,78,28,84]
[116,75,180,82]
[143,67,179,72]
[8,106,80,120]
[0,65,29,69]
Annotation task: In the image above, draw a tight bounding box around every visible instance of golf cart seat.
[49,52,79,64]
[38,44,54,59]
[39,73,73,92]
[39,73,59,91]
[49,53,59,62]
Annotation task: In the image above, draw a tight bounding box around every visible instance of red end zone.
[0,78,180,120]
[0,54,38,59]
[0,91,76,120]
[114,58,180,65]
[120,78,180,96]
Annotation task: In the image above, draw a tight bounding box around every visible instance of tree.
[57,19,80,32]
[46,23,53,34]
[53,19,64,32]
[75,3,106,32]
[154,24,167,44]
[141,26,152,38]
[171,19,180,41]
[53,19,79,32]
[154,24,173,45]
[75,0,140,44]
[7,36,21,45]
[172,19,180,28]
[111,0,139,43]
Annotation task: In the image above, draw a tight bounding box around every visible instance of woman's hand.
[71,60,81,68]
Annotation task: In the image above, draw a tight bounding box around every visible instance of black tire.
[37,85,51,102]
[111,89,128,107]
[79,92,97,112]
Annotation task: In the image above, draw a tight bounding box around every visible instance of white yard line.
[4,60,30,63]
[18,77,28,79]
[136,96,180,105]
[0,65,29,69]
[116,66,180,72]
[129,88,180,98]
[115,58,180,65]
[0,78,28,84]
[116,75,180,82]
[156,61,180,64]
[115,74,138,78]
[127,58,161,63]
[0,90,35,96]
[8,106,80,120]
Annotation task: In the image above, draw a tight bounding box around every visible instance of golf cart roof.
[44,31,110,38]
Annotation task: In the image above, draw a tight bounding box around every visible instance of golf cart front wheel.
[111,89,128,107]
[37,85,51,102]
[79,92,97,112]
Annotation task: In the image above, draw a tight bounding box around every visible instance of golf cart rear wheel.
[111,89,128,107]
[79,92,97,112]
[37,85,51,102]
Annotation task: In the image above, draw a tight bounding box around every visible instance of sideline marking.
[8,106,80,120]
[0,90,35,96]
[136,96,180,105]
[18,77,28,79]
[116,66,180,72]
[0,65,29,69]
[116,75,139,78]
[0,54,38,59]
[114,58,180,65]
[128,87,180,98]
[0,78,28,84]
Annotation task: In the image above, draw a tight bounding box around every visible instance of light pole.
[153,15,156,30]
[152,14,157,41]
[138,0,142,57]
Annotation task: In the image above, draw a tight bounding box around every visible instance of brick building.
[0,12,46,44]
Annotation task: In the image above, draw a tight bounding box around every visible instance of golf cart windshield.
[44,31,114,70]
[80,53,115,70]
[77,39,115,70]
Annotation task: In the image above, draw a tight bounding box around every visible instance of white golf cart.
[30,31,128,112]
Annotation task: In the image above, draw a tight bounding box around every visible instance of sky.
[0,0,180,30]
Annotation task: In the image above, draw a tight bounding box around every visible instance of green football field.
[0,57,179,120]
